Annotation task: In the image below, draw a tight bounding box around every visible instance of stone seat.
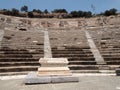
[0,61,40,67]
[69,65,99,70]
[69,61,96,65]
[0,71,30,76]
[68,57,95,61]
[0,66,39,73]
[0,58,39,62]
[0,54,43,58]
[106,61,120,65]
[104,57,120,60]
[53,54,94,57]
[52,51,92,54]
[0,51,43,54]
[102,55,120,57]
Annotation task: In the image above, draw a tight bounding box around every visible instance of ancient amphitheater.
[0,14,120,77]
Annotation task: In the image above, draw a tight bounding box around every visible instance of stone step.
[106,61,120,65]
[53,54,93,57]
[52,51,92,54]
[0,48,44,51]
[68,57,95,61]
[1,46,44,49]
[53,56,94,58]
[0,49,43,51]
[0,66,39,73]
[69,65,99,70]
[0,51,43,54]
[100,51,120,53]
[69,65,120,70]
[0,71,29,76]
[100,49,120,51]
[71,70,100,73]
[69,61,96,65]
[72,70,115,73]
[0,58,39,62]
[65,47,90,49]
[0,54,43,58]
[0,62,40,67]
[52,47,90,50]
[52,49,91,52]
[52,49,84,51]
[104,57,120,60]
[102,55,120,57]
[1,43,44,45]
[1,44,44,46]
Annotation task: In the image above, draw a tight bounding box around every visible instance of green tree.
[28,11,34,18]
[70,11,78,17]
[21,5,28,12]
[44,9,49,14]
[33,9,42,14]
[11,8,19,16]
[104,8,117,16]
[83,11,92,18]
[52,9,68,13]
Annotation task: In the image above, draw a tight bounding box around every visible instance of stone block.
[39,58,68,67]
[116,68,120,76]
[51,76,79,83]
[25,72,79,84]
[38,58,72,76]
[38,70,72,76]
[25,72,51,84]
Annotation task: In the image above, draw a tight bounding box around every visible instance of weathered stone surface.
[39,58,69,66]
[25,72,51,84]
[51,76,79,83]
[25,72,79,84]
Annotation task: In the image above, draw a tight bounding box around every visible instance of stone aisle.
[44,30,52,58]
[85,30,106,65]
[0,30,4,48]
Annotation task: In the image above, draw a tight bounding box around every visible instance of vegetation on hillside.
[0,5,118,18]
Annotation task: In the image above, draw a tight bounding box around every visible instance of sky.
[0,0,120,13]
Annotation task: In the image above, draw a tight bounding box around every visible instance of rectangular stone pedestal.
[25,72,79,84]
[38,58,72,76]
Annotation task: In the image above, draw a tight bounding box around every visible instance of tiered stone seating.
[49,30,99,73]
[0,30,44,76]
[89,28,120,70]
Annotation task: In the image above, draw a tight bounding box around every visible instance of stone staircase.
[89,28,120,71]
[0,30,44,76]
[52,46,99,73]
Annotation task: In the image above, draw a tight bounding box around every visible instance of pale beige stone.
[37,58,72,76]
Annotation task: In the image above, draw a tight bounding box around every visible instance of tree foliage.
[33,9,42,14]
[70,10,92,18]
[44,9,49,14]
[101,8,117,16]
[21,5,28,12]
[52,9,68,13]
[0,7,118,18]
[28,11,34,18]
[11,8,19,16]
